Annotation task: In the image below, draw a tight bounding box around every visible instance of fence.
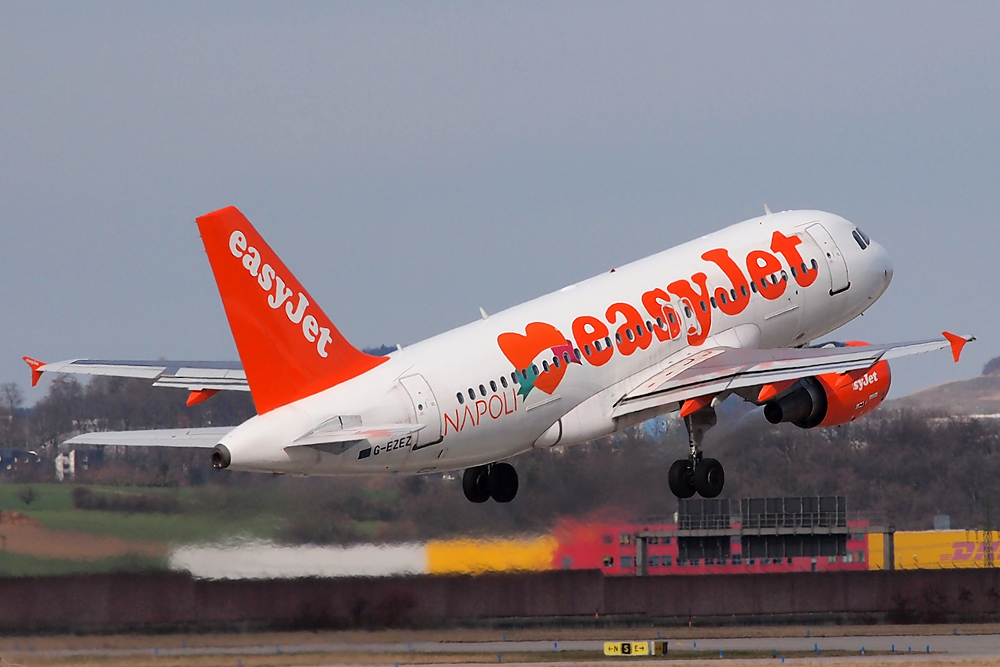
[1,567,999,633]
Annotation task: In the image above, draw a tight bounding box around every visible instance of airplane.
[24,206,974,502]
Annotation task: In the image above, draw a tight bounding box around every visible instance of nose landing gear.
[463,462,519,503]
[667,406,725,499]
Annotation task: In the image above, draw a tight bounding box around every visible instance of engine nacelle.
[764,343,891,429]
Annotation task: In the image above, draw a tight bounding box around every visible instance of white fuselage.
[219,210,893,476]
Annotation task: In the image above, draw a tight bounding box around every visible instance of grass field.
[0,483,283,576]
[0,483,279,542]
[0,550,163,577]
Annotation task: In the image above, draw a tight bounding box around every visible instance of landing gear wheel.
[462,465,490,503]
[487,462,519,503]
[692,458,725,498]
[668,459,696,499]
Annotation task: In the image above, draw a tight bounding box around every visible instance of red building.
[552,517,870,576]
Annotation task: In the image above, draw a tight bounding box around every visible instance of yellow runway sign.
[604,641,667,656]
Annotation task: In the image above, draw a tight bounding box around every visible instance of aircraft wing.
[23,358,248,401]
[65,427,233,448]
[613,332,974,418]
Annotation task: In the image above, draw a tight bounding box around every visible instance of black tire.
[488,462,519,503]
[462,466,490,503]
[668,459,696,499]
[692,457,725,498]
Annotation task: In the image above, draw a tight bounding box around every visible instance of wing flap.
[65,427,233,448]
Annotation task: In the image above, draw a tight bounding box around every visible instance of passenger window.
[532,364,539,376]
[635,324,643,337]
[552,357,560,369]
[740,285,748,297]
[615,333,623,344]
[573,349,581,361]
[811,259,819,270]
[760,278,768,289]
[564,352,572,363]
[656,317,664,328]
[625,329,634,342]
[684,306,692,318]
[790,266,797,278]
[700,301,707,312]
[595,340,603,352]
[668,312,676,324]
[542,360,549,372]
[457,392,465,405]
[731,288,737,301]
[584,344,592,355]
[605,336,613,348]
[468,388,475,400]
[750,282,758,293]
[781,270,787,282]
[719,293,727,305]
[500,376,508,389]
[490,380,497,392]
[479,384,487,397]
[512,372,520,384]
[710,297,717,309]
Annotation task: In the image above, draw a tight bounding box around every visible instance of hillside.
[892,355,1000,415]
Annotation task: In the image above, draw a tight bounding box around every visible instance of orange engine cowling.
[763,342,892,429]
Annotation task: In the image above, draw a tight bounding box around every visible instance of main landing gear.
[463,462,519,503]
[668,406,725,499]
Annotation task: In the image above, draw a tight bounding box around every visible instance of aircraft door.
[806,223,850,295]
[672,292,705,344]
[399,374,443,449]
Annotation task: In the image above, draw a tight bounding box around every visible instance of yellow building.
[868,530,1000,570]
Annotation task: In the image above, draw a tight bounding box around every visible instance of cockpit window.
[858,228,871,245]
[852,229,869,250]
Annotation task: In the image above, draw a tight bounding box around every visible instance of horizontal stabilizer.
[65,427,233,448]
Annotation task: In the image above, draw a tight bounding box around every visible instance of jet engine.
[763,343,891,429]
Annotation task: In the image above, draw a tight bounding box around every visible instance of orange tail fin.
[197,206,387,414]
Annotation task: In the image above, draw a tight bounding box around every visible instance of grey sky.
[2,2,997,405]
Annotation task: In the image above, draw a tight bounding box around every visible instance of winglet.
[23,357,44,387]
[680,394,714,418]
[942,331,975,363]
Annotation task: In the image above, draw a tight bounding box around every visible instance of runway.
[3,629,1000,665]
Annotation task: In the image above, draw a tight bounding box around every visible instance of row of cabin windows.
[454,258,820,405]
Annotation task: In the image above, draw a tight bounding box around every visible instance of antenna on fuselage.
[479,307,489,320]
[764,204,773,215]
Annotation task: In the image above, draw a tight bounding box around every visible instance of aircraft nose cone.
[871,241,893,287]
[881,245,893,283]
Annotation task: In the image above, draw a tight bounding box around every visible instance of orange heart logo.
[497,322,568,395]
